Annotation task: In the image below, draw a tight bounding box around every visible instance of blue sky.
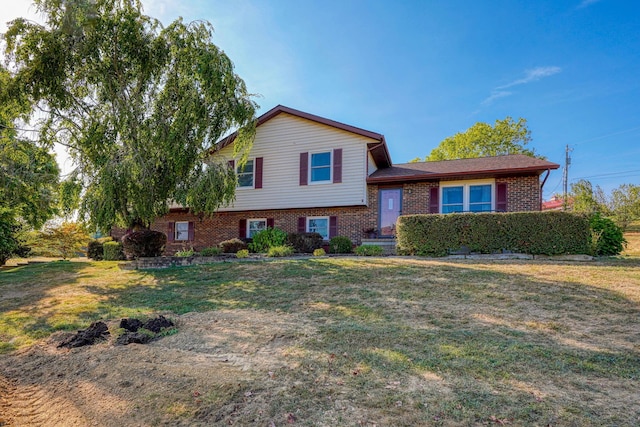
[4,0,640,199]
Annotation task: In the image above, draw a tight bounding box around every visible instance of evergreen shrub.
[397,211,591,256]
[103,241,125,260]
[329,236,353,254]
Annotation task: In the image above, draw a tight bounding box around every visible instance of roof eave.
[367,165,559,184]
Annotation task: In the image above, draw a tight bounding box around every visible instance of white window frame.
[307,216,330,240]
[440,179,495,213]
[247,218,267,238]
[175,221,189,241]
[309,151,332,184]
[236,158,255,189]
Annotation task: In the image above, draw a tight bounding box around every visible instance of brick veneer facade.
[112,174,542,253]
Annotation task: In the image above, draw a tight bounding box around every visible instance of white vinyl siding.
[218,113,371,211]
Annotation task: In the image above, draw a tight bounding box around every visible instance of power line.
[571,125,640,146]
[572,168,640,180]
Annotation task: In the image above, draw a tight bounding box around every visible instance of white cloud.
[496,66,562,89]
[577,0,601,9]
[481,90,512,106]
[481,66,562,106]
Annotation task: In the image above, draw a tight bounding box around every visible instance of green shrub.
[249,227,288,253]
[121,230,166,259]
[397,211,591,256]
[87,237,113,260]
[313,248,326,256]
[355,245,384,256]
[175,248,196,257]
[266,245,294,257]
[287,232,324,253]
[103,241,125,260]
[200,246,222,256]
[329,236,353,254]
[589,214,626,256]
[236,249,249,258]
[220,238,247,253]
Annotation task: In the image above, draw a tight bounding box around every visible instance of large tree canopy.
[425,117,538,161]
[0,66,59,264]
[3,0,257,231]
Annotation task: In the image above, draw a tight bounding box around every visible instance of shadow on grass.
[84,258,640,424]
[2,257,639,425]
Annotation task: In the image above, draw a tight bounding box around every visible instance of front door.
[379,188,402,237]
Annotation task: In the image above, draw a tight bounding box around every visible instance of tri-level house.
[150,105,560,252]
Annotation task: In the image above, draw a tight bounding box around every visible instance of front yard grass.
[1,257,639,425]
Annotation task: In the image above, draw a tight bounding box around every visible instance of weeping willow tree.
[3,0,257,231]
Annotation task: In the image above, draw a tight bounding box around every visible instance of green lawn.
[1,257,639,425]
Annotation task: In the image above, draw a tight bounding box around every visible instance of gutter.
[539,168,551,210]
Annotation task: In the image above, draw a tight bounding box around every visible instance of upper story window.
[441,180,494,213]
[237,159,254,188]
[307,216,329,240]
[310,152,331,183]
[175,221,189,241]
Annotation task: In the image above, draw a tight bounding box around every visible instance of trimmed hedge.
[397,211,591,256]
[87,237,113,260]
[103,241,125,260]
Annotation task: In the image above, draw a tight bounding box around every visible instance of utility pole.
[562,144,572,211]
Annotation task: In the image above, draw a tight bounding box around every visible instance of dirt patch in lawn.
[0,309,317,427]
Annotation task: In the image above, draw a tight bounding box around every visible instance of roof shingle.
[368,154,559,183]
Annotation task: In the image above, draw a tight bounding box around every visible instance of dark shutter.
[255,157,263,189]
[167,222,175,242]
[267,218,274,228]
[429,187,439,214]
[496,183,508,212]
[299,152,308,186]
[329,216,338,238]
[297,217,306,233]
[333,149,342,183]
[188,221,195,241]
[239,219,247,238]
[228,159,235,170]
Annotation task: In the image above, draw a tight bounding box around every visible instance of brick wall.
[112,175,541,253]
[149,203,379,253]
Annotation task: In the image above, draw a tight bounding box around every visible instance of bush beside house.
[396,211,591,256]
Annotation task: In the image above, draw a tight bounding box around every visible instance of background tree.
[0,66,59,265]
[426,117,538,161]
[3,0,257,234]
[609,184,640,230]
[569,179,609,214]
[32,222,90,259]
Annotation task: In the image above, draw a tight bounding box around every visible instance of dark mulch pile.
[116,315,175,345]
[57,316,175,348]
[58,321,110,348]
